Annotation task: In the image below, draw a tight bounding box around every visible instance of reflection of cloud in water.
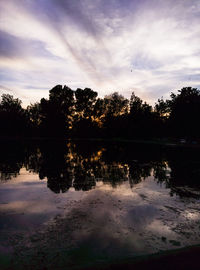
[55,189,151,256]
[0,168,85,231]
[44,182,200,256]
[126,204,158,229]
[147,220,176,237]
[182,210,200,221]
[1,141,200,260]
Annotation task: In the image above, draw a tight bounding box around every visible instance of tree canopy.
[0,85,199,140]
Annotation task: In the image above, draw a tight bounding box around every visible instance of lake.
[0,140,200,269]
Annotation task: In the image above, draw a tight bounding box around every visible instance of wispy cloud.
[0,0,200,106]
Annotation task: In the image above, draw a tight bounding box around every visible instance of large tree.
[102,92,129,138]
[74,88,98,119]
[0,94,29,136]
[128,92,157,138]
[32,85,75,137]
[168,87,200,138]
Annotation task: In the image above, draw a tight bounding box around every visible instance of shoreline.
[85,245,200,270]
[1,245,200,270]
[0,136,200,149]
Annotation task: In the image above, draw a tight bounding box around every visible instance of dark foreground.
[1,246,200,270]
[85,245,200,270]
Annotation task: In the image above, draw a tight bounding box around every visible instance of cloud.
[0,0,200,106]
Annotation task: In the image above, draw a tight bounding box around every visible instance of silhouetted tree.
[154,87,200,139]
[92,98,106,125]
[155,97,171,118]
[27,102,42,136]
[73,88,98,137]
[36,85,74,137]
[169,87,200,138]
[74,88,97,119]
[103,92,129,137]
[104,92,129,117]
[0,85,200,140]
[0,94,30,136]
[128,92,156,138]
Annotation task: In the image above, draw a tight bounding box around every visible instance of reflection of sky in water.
[0,168,85,231]
[1,166,200,257]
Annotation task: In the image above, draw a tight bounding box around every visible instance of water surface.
[0,140,200,268]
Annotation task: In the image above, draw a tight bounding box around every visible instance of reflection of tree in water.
[0,142,25,181]
[128,162,152,188]
[1,141,200,198]
[22,141,137,192]
[26,142,74,193]
[24,142,167,193]
[164,149,200,198]
[152,161,170,184]
[101,163,129,187]
[69,148,129,191]
[0,164,21,181]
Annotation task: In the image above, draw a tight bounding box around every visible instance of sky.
[0,0,200,107]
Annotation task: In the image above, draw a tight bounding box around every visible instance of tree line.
[0,85,200,140]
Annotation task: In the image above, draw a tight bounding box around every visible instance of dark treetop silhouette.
[0,85,200,140]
